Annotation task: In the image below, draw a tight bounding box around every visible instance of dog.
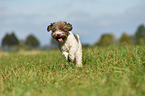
[47,21,82,67]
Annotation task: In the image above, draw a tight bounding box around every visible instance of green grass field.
[0,45,145,96]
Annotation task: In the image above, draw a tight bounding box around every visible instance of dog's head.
[47,21,73,43]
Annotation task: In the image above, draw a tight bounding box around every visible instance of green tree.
[2,32,19,47]
[25,35,40,48]
[97,33,115,46]
[119,33,131,44]
[135,24,145,44]
[2,33,9,46]
[10,33,19,46]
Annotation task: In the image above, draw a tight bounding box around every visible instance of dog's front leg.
[68,49,76,63]
[62,52,69,61]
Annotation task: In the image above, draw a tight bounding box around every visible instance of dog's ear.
[47,23,54,32]
[67,23,73,31]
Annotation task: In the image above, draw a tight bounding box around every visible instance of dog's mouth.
[51,32,68,43]
[56,37,63,42]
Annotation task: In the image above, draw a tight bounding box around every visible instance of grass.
[0,45,145,96]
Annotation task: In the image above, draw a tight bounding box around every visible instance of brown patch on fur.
[47,21,73,32]
[47,21,73,43]
[47,23,54,32]
[73,33,79,42]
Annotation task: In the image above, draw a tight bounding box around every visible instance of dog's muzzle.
[52,33,67,43]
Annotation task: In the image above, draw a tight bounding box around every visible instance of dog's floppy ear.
[47,23,54,32]
[67,23,73,31]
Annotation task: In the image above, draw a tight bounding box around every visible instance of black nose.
[57,34,61,36]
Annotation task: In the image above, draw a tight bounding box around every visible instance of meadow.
[0,45,145,96]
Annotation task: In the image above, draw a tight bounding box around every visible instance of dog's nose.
[57,34,61,36]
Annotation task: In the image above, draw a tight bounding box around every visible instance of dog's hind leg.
[75,42,82,67]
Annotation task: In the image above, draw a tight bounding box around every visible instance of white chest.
[60,43,70,52]
[58,32,78,53]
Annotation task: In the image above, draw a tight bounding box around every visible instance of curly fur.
[47,21,82,67]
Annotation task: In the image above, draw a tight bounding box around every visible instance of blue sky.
[0,0,145,45]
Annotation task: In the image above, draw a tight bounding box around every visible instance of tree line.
[96,24,145,46]
[1,33,40,50]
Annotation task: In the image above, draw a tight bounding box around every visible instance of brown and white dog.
[47,21,82,67]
